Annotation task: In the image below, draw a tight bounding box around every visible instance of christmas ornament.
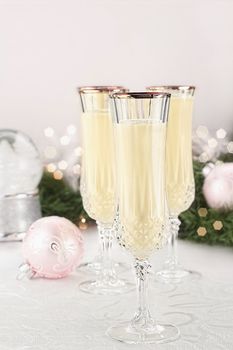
[203,162,233,211]
[0,129,42,241]
[18,216,83,279]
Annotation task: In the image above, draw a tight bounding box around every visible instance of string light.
[213,221,223,231]
[227,142,233,153]
[79,222,88,230]
[60,136,70,146]
[208,138,218,148]
[198,208,208,217]
[196,126,209,139]
[44,127,54,138]
[67,125,77,135]
[216,128,227,139]
[47,163,57,173]
[199,152,209,163]
[53,170,63,180]
[58,160,68,170]
[74,147,82,157]
[193,125,229,163]
[197,227,207,237]
[78,216,88,230]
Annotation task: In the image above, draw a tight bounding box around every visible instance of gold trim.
[147,86,195,96]
[111,91,171,99]
[78,86,126,93]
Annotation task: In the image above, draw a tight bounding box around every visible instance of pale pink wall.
[0,0,232,149]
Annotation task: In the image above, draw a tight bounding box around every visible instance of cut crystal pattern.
[117,217,169,260]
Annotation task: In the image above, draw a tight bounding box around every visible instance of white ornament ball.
[203,163,233,210]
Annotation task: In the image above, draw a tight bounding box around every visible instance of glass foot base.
[107,322,180,344]
[77,260,129,275]
[79,279,134,295]
[156,268,201,284]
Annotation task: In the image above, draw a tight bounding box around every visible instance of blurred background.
[0,0,233,150]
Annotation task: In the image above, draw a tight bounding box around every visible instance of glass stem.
[167,215,181,270]
[96,223,104,262]
[97,222,116,281]
[132,260,154,332]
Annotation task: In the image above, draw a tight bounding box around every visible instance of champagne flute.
[78,86,133,295]
[147,86,199,283]
[107,92,179,344]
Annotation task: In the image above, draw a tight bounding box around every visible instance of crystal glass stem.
[96,224,105,263]
[166,216,181,270]
[132,260,154,334]
[156,214,201,283]
[79,221,133,294]
[77,223,104,273]
[78,216,126,274]
[97,222,117,281]
[107,258,179,343]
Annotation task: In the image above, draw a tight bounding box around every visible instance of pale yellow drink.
[116,121,167,259]
[166,96,194,215]
[81,111,116,224]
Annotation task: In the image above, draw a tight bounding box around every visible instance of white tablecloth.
[0,227,233,350]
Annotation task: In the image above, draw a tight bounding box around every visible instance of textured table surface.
[0,227,233,350]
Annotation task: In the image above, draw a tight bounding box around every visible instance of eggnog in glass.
[147,86,198,283]
[107,92,179,344]
[78,86,132,295]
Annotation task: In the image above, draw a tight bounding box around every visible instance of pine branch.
[39,172,90,225]
[179,158,233,247]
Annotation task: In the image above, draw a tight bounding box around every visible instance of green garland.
[39,173,90,225]
[180,155,233,246]
[39,154,233,246]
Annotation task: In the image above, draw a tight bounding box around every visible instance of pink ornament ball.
[203,163,233,211]
[22,216,83,279]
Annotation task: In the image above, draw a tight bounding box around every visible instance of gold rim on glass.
[146,86,195,96]
[78,86,127,93]
[111,91,171,99]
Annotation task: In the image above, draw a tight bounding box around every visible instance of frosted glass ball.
[203,163,233,210]
[0,129,43,196]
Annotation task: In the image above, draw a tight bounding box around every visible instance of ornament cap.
[202,162,215,177]
[17,263,37,280]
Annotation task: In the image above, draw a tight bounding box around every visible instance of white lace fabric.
[0,228,233,350]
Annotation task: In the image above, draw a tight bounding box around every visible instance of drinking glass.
[147,86,199,283]
[78,86,133,295]
[107,92,179,344]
